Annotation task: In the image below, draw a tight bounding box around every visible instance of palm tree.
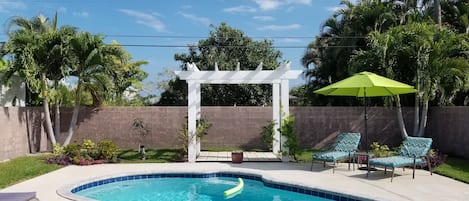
[106,41,148,105]
[350,23,469,137]
[1,14,76,145]
[63,32,111,145]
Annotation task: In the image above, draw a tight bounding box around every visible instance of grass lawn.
[0,155,62,189]
[117,149,183,163]
[435,157,469,184]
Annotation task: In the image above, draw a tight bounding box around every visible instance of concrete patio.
[1,162,468,201]
[196,151,281,162]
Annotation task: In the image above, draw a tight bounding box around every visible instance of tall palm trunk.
[395,95,409,139]
[413,75,420,136]
[54,81,60,141]
[42,73,56,145]
[64,81,81,146]
[54,101,60,141]
[435,0,442,26]
[417,98,429,137]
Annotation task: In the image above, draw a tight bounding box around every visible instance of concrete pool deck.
[1,162,468,201]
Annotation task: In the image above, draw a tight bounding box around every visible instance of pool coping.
[58,170,378,201]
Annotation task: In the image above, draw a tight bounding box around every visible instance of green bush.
[279,115,299,159]
[83,139,95,150]
[52,143,65,156]
[260,120,276,150]
[97,140,118,160]
[64,143,82,158]
[370,142,390,157]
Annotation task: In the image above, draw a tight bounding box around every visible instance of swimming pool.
[61,172,367,201]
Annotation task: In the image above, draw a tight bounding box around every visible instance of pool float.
[223,178,244,198]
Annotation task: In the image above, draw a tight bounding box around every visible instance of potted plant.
[231,150,244,163]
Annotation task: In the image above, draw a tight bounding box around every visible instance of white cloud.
[178,12,211,26]
[253,0,281,11]
[257,24,301,31]
[287,0,312,5]
[0,1,26,13]
[223,5,256,13]
[73,11,89,17]
[253,15,274,21]
[118,9,166,32]
[58,7,67,13]
[326,6,344,12]
[252,0,311,11]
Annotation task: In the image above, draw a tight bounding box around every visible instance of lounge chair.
[0,192,38,201]
[311,132,361,173]
[367,136,432,182]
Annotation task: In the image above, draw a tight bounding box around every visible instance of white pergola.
[175,62,302,163]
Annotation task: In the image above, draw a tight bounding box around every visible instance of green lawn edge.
[0,155,62,189]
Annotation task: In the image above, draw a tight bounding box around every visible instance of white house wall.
[0,76,26,107]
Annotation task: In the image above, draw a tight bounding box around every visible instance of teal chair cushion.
[333,133,362,152]
[369,156,424,168]
[399,137,433,158]
[313,151,351,162]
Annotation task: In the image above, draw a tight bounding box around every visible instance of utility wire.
[0,33,367,39]
[103,34,367,39]
[0,41,363,49]
[109,44,363,49]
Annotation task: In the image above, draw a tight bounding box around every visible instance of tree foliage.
[1,13,148,146]
[157,23,282,106]
[301,0,469,106]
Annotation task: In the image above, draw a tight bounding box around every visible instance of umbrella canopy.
[314,71,416,156]
[314,71,416,97]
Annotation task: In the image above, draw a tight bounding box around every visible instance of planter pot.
[231,152,243,163]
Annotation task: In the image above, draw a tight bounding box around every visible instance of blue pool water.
[75,176,333,201]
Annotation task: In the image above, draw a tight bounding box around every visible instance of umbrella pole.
[364,88,368,153]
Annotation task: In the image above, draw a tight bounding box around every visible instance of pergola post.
[280,79,290,161]
[187,81,198,163]
[272,83,281,154]
[196,83,201,155]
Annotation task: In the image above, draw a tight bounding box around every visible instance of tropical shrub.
[260,120,276,150]
[427,149,447,169]
[370,142,391,157]
[97,140,118,160]
[279,115,299,159]
[64,143,82,158]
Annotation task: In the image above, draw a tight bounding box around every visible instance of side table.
[353,152,374,171]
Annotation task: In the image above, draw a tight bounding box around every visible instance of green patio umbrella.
[314,71,416,153]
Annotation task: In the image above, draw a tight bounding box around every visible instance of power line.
[103,34,367,39]
[107,44,363,49]
[0,33,367,39]
[0,41,363,49]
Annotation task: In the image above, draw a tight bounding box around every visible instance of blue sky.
[0,0,347,95]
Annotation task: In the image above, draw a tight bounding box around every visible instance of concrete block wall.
[426,107,469,158]
[1,106,468,160]
[57,107,187,150]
